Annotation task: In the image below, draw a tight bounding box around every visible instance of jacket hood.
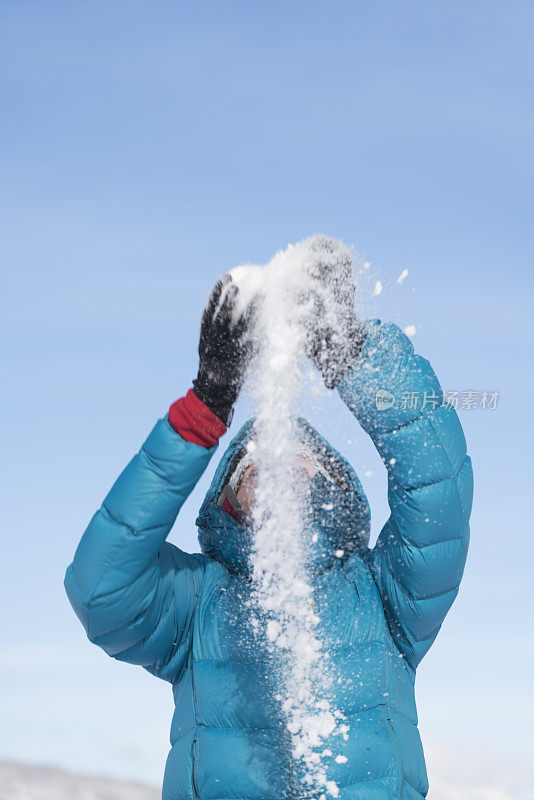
[196,418,370,576]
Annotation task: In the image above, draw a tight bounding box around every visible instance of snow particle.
[326,781,340,797]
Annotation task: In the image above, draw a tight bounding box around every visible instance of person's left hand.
[298,236,366,389]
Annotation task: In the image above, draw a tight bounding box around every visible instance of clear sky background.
[1,2,533,798]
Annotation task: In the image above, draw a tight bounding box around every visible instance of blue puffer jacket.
[65,321,473,800]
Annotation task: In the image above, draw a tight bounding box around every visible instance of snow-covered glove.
[193,274,255,425]
[299,236,367,389]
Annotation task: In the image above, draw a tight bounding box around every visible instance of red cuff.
[169,389,227,448]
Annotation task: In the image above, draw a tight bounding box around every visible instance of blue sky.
[1,0,533,794]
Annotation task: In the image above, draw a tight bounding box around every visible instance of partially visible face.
[235,456,318,516]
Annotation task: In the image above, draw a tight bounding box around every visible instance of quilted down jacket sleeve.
[64,416,217,680]
[338,320,473,669]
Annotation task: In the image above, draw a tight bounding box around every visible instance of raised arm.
[64,411,219,680]
[298,243,473,669]
[337,320,473,668]
[65,274,254,681]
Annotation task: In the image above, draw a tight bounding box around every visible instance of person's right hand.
[193,274,255,425]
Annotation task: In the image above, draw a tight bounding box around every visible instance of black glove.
[193,274,255,425]
[299,236,367,389]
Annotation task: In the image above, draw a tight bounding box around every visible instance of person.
[65,263,473,800]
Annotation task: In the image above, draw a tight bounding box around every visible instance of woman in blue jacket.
[65,263,472,800]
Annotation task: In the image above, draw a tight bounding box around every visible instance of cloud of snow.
[231,237,352,798]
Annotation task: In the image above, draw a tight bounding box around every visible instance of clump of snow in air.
[231,237,351,798]
[397,268,409,284]
[404,324,416,337]
[373,279,382,296]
